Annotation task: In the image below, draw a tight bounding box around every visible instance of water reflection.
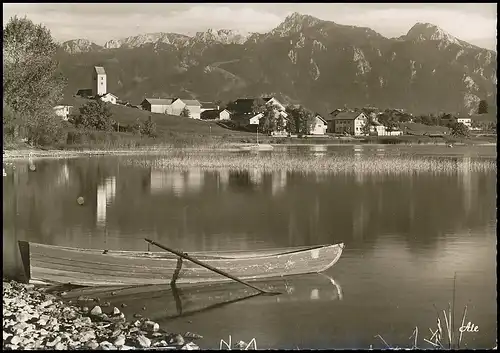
[2,148,496,349]
[310,145,327,157]
[150,169,205,196]
[96,177,116,227]
[271,170,287,196]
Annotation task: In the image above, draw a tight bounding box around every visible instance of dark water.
[2,145,497,349]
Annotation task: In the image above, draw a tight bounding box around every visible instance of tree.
[130,118,142,135]
[478,100,488,114]
[3,16,67,145]
[74,100,114,131]
[285,107,298,135]
[378,112,398,131]
[450,122,469,137]
[180,107,191,118]
[361,116,373,135]
[285,105,315,136]
[251,98,267,116]
[259,104,277,135]
[141,116,157,137]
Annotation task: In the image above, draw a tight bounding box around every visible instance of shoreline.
[2,280,202,350]
[2,142,497,161]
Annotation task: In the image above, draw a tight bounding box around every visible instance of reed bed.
[124,154,496,175]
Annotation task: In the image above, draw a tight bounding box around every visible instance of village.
[53,66,494,141]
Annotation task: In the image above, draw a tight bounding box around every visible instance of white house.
[309,114,328,135]
[249,110,288,125]
[93,66,107,97]
[165,98,202,119]
[181,99,202,120]
[100,93,118,105]
[369,122,403,136]
[329,111,368,136]
[457,116,472,128]
[53,105,73,121]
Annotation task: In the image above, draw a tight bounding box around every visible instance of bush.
[73,100,114,131]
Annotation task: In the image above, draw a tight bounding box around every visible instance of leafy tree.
[3,16,66,145]
[131,118,142,135]
[259,104,277,135]
[378,112,398,131]
[180,106,191,118]
[74,100,114,131]
[478,100,488,114]
[450,122,469,137]
[141,116,157,137]
[3,101,19,139]
[285,105,315,136]
[251,98,267,115]
[361,116,373,135]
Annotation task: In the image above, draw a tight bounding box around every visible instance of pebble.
[144,320,160,332]
[121,303,127,308]
[113,334,126,347]
[169,333,185,346]
[90,306,102,315]
[3,280,202,351]
[137,334,151,348]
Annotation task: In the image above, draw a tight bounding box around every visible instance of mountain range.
[56,12,497,116]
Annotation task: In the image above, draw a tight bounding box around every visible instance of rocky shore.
[3,281,202,350]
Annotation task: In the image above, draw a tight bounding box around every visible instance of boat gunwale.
[20,241,342,260]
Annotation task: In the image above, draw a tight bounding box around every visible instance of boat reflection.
[65,273,343,321]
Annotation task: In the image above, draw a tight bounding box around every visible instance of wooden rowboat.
[61,274,343,321]
[18,241,344,287]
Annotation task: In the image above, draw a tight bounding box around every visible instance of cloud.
[3,4,283,44]
[325,7,497,42]
[2,3,497,49]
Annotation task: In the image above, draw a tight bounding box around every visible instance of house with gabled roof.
[100,92,118,105]
[228,96,289,135]
[310,113,328,135]
[329,111,368,136]
[141,98,176,113]
[167,98,202,119]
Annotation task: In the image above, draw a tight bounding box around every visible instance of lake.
[2,145,497,349]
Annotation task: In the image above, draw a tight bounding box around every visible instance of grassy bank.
[124,154,496,175]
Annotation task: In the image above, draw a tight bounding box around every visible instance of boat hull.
[18,241,344,287]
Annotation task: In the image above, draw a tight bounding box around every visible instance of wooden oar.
[144,238,281,296]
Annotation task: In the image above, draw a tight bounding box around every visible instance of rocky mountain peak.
[271,12,323,37]
[60,39,101,54]
[192,29,250,45]
[405,22,465,47]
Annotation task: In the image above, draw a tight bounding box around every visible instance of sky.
[2,3,497,50]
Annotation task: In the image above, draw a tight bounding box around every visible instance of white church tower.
[93,66,107,96]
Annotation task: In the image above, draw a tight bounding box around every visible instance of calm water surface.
[2,145,497,349]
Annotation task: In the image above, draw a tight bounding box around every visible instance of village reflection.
[376,146,385,157]
[271,170,287,195]
[96,176,116,227]
[310,145,327,157]
[150,169,205,196]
